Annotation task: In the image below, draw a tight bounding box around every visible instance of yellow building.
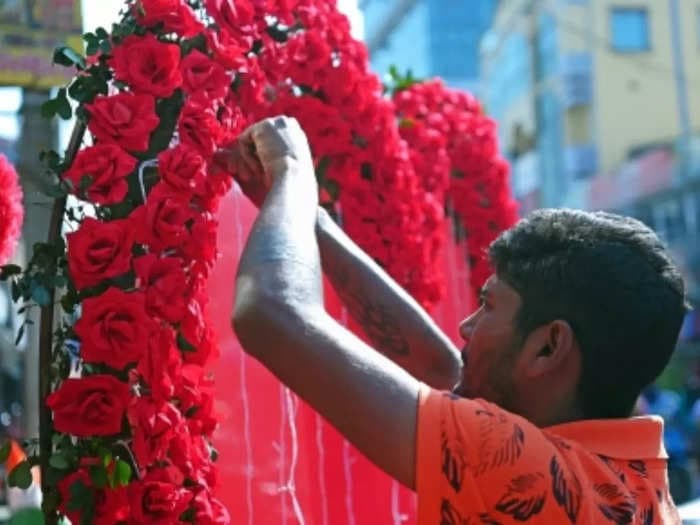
[481,0,700,209]
[482,0,700,356]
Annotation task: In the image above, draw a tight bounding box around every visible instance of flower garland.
[0,1,518,523]
[393,79,519,298]
[0,154,23,265]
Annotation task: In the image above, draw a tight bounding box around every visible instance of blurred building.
[481,0,700,359]
[361,0,497,93]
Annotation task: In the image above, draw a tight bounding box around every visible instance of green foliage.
[0,440,12,463]
[8,461,33,489]
[40,89,72,120]
[142,89,185,159]
[8,508,45,525]
[384,65,421,95]
[52,46,86,70]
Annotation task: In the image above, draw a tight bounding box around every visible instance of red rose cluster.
[47,0,518,522]
[0,154,23,265]
[394,79,519,299]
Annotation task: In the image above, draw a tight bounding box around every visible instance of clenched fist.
[214,116,315,207]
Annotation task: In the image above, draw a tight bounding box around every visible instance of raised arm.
[316,209,460,389]
[231,116,419,488]
[216,135,461,390]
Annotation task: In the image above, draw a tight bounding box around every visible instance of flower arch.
[0,1,517,523]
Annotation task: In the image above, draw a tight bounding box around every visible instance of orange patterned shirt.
[416,385,681,524]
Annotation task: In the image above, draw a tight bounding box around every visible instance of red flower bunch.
[394,79,519,300]
[0,154,23,265]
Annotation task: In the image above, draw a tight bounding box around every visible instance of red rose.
[157,145,207,196]
[87,93,160,152]
[128,397,183,468]
[170,434,214,486]
[180,50,229,101]
[46,375,131,436]
[175,364,217,435]
[74,288,154,370]
[206,29,247,69]
[134,254,188,322]
[111,34,182,98]
[62,144,137,205]
[192,489,230,525]
[136,326,182,401]
[135,0,204,37]
[58,468,130,525]
[205,0,255,35]
[184,215,218,269]
[67,217,133,290]
[177,99,222,158]
[129,466,192,524]
[180,296,217,366]
[131,183,194,252]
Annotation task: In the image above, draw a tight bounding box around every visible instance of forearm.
[235,160,322,315]
[316,208,461,390]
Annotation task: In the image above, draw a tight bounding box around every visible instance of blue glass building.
[361,0,497,92]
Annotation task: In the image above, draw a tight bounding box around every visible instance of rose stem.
[39,118,86,525]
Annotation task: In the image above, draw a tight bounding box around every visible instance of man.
[221,116,686,523]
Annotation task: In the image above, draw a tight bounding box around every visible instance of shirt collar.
[545,416,668,460]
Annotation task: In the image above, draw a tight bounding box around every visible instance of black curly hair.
[489,209,690,419]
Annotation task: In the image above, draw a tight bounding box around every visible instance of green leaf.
[55,89,72,120]
[266,24,289,43]
[53,275,67,289]
[142,89,184,159]
[89,465,108,489]
[180,33,207,56]
[31,285,51,307]
[315,156,331,180]
[360,163,373,181]
[115,459,131,486]
[6,507,44,524]
[10,280,21,302]
[8,461,33,489]
[177,333,196,352]
[451,168,465,179]
[40,150,63,171]
[40,98,57,119]
[83,32,100,55]
[95,27,109,40]
[0,441,11,463]
[68,479,93,512]
[321,178,340,201]
[99,40,112,54]
[0,264,22,280]
[49,453,70,471]
[52,46,86,69]
[78,175,93,195]
[15,323,25,346]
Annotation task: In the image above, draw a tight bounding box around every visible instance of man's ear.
[520,320,578,379]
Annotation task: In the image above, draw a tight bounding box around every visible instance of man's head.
[455,209,689,423]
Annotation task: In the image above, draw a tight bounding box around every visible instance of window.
[610,7,650,52]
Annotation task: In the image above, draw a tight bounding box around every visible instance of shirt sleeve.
[416,384,585,524]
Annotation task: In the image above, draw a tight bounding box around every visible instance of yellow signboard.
[0,0,83,89]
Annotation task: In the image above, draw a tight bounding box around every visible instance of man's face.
[454,275,523,408]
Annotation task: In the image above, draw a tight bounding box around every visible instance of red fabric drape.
[209,188,474,524]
